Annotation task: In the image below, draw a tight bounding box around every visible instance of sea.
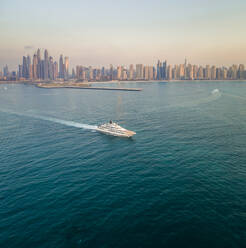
[0,81,246,248]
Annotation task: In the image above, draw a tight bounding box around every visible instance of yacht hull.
[96,127,136,138]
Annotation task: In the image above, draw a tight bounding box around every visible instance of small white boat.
[96,121,136,138]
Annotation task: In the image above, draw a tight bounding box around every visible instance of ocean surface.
[0,81,246,248]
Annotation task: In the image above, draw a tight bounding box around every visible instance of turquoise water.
[0,81,246,247]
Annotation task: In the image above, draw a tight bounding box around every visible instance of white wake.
[0,109,97,130]
[34,115,97,130]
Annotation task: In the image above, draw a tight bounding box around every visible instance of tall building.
[136,64,144,79]
[216,68,222,80]
[144,66,149,80]
[205,65,211,80]
[187,64,193,80]
[129,64,134,80]
[157,60,161,80]
[18,65,23,78]
[37,49,41,63]
[167,65,172,80]
[238,64,245,79]
[122,69,127,80]
[44,50,49,80]
[173,65,178,80]
[72,68,75,79]
[162,61,167,79]
[148,66,154,80]
[198,66,204,79]
[117,66,122,80]
[54,62,58,79]
[49,56,54,80]
[44,49,48,61]
[89,66,93,80]
[109,64,113,80]
[222,67,228,80]
[37,48,41,79]
[26,55,31,78]
[59,55,64,79]
[178,64,185,79]
[40,60,45,79]
[22,56,28,78]
[64,56,69,80]
[193,65,198,79]
[3,65,9,77]
[231,64,238,79]
[211,66,216,80]
[29,64,33,79]
[33,54,38,79]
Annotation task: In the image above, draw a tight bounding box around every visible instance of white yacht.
[96,121,136,138]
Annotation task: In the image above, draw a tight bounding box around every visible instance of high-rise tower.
[59,55,64,79]
[33,54,38,79]
[44,50,49,80]
[64,56,69,80]
[22,56,28,78]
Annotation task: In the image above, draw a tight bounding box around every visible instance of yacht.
[96,121,136,138]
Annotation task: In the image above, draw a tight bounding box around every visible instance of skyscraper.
[18,65,23,78]
[49,56,54,80]
[205,65,211,80]
[193,65,198,79]
[122,69,127,80]
[29,64,33,79]
[44,49,48,61]
[167,65,172,80]
[59,55,64,79]
[157,60,161,80]
[33,54,38,79]
[211,66,216,80]
[187,64,193,80]
[37,48,41,79]
[117,66,122,80]
[64,56,69,80]
[148,66,154,80]
[173,65,178,80]
[37,49,41,63]
[222,67,228,80]
[129,64,134,80]
[162,61,167,79]
[144,66,149,80]
[198,66,204,79]
[3,65,9,77]
[44,50,49,80]
[136,64,143,80]
[22,56,28,78]
[53,62,58,80]
[238,64,245,79]
[231,65,238,79]
[72,68,75,79]
[178,64,185,79]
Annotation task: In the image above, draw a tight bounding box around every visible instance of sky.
[1,0,246,70]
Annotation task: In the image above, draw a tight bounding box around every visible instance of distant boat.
[96,121,136,138]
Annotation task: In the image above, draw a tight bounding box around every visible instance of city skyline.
[1,0,246,70]
[1,48,246,81]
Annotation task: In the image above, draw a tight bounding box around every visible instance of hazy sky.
[1,0,246,70]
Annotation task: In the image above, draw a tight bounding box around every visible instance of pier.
[36,83,142,91]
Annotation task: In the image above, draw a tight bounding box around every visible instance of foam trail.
[34,115,97,130]
[0,109,97,130]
